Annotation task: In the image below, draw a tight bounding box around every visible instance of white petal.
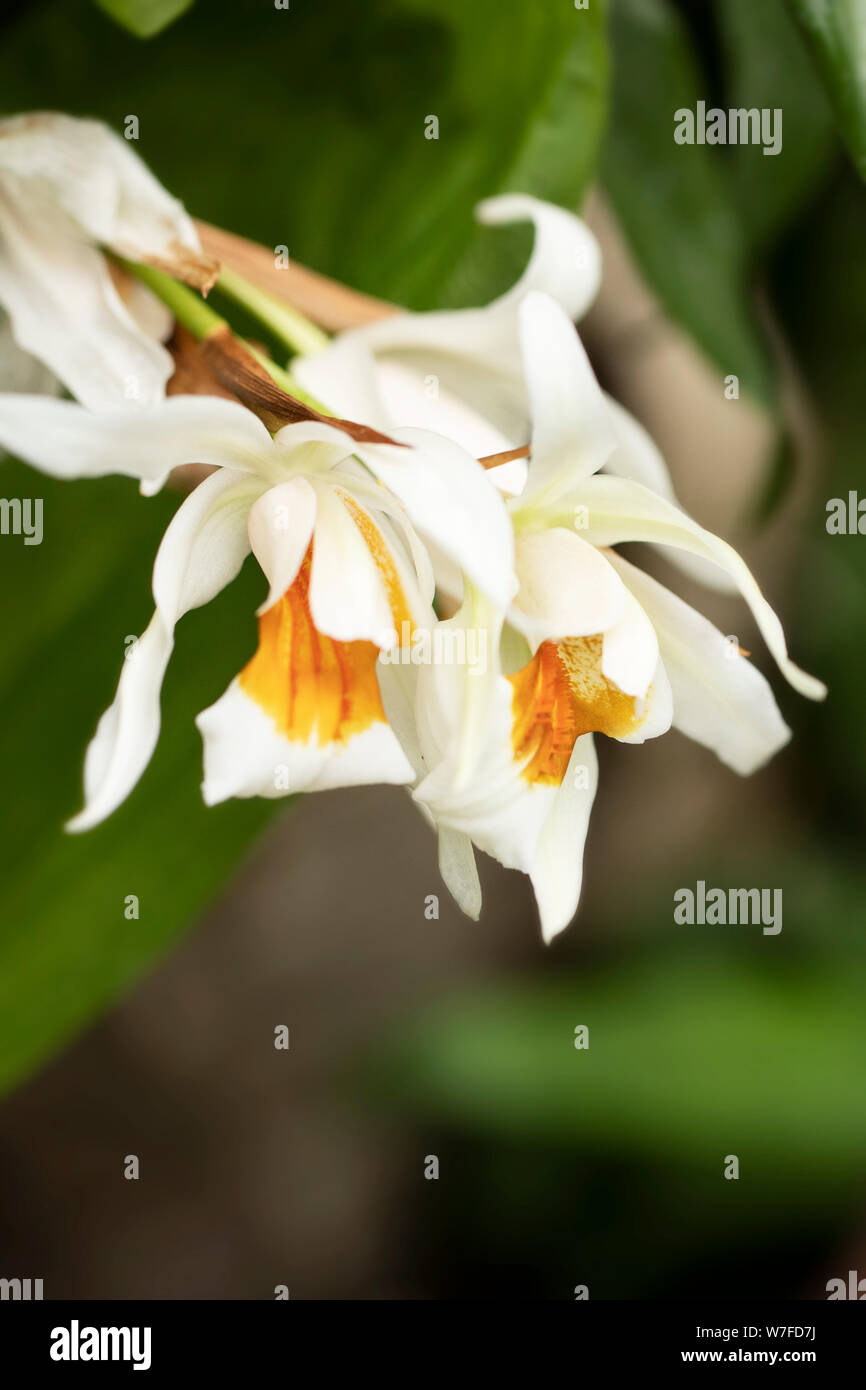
[309,483,400,644]
[607,551,791,773]
[602,395,737,595]
[517,292,618,500]
[359,427,517,609]
[601,581,659,698]
[412,589,604,940]
[67,469,262,831]
[438,828,482,921]
[530,734,598,943]
[0,308,61,395]
[376,656,426,779]
[197,677,414,801]
[0,112,204,270]
[476,193,601,321]
[511,528,626,646]
[614,656,674,744]
[0,194,175,409]
[0,394,277,488]
[372,359,513,457]
[248,477,317,614]
[563,474,826,701]
[291,334,391,430]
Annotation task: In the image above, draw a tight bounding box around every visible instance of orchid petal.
[0,394,278,488]
[518,292,618,499]
[607,551,791,773]
[248,477,318,615]
[359,427,517,609]
[557,474,826,701]
[67,469,263,831]
[511,528,626,647]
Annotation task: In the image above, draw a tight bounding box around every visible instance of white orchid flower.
[0,112,216,408]
[0,392,515,828]
[387,293,825,943]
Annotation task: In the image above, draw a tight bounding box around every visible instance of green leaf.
[719,0,835,253]
[601,0,774,403]
[95,0,194,39]
[0,0,611,1093]
[1,0,608,312]
[769,166,866,829]
[789,0,866,179]
[368,945,866,1197]
[0,462,278,1093]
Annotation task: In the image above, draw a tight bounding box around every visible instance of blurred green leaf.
[789,0,866,179]
[0,462,278,1094]
[602,0,774,403]
[95,0,194,39]
[370,944,866,1192]
[719,0,835,253]
[770,167,866,831]
[0,0,607,311]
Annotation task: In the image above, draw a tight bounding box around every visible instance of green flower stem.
[116,257,331,414]
[216,264,330,357]
[115,258,226,340]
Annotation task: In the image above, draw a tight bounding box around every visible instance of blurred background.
[0,0,865,1299]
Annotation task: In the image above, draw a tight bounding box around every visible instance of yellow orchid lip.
[509,635,646,785]
[240,549,389,748]
[240,490,415,749]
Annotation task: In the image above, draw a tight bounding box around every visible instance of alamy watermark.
[378,622,488,675]
[674,880,782,935]
[674,102,782,156]
[0,1276,43,1299]
[0,497,42,545]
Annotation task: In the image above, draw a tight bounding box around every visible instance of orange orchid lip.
[509,635,645,784]
[240,550,389,747]
[240,491,414,749]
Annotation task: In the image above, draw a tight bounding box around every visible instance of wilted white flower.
[0,111,216,408]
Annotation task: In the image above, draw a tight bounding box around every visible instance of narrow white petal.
[67,469,261,830]
[476,193,601,321]
[309,483,399,644]
[530,734,598,943]
[602,395,737,594]
[438,828,482,921]
[518,292,618,499]
[0,394,277,486]
[607,551,791,773]
[567,475,826,701]
[601,581,659,698]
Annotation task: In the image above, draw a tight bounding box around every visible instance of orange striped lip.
[239,489,413,744]
[239,550,388,745]
[509,635,645,784]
